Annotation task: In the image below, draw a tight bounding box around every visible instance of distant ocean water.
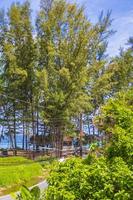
[0,134,30,149]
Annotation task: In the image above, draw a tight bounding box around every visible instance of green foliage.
[44,90,133,199]
[35,156,57,168]
[0,157,42,187]
[14,186,41,200]
[89,142,99,152]
[0,0,132,198]
[0,1,36,150]
[45,158,85,200]
[1,1,35,95]
[95,89,133,166]
[45,156,133,200]
[36,0,92,129]
[35,155,57,163]
[89,36,133,111]
[104,48,133,96]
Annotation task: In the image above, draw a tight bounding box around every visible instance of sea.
[0,134,30,149]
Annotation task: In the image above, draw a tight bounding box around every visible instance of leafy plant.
[14,186,41,200]
[45,156,133,200]
[95,89,133,166]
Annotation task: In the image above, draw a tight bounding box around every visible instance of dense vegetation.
[0,157,42,191]
[16,90,133,199]
[0,0,132,199]
[0,0,132,156]
[44,157,132,200]
[44,89,133,200]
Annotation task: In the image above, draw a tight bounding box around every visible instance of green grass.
[35,155,57,180]
[35,155,57,167]
[0,157,43,189]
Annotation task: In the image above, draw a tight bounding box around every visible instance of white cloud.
[107,10,133,56]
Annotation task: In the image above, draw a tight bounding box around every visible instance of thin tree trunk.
[3,105,14,149]
[9,134,13,149]
[87,115,91,135]
[43,122,45,147]
[55,126,63,158]
[13,103,17,156]
[25,105,29,151]
[32,109,36,152]
[25,127,28,151]
[22,111,25,149]
[31,98,36,159]
[36,105,39,150]
[79,113,83,157]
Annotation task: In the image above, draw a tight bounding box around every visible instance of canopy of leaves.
[95,89,133,167]
[36,0,93,129]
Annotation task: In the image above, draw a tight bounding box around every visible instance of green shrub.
[14,186,42,200]
[45,156,133,200]
[95,89,133,167]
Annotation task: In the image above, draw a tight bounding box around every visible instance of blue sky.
[0,0,133,57]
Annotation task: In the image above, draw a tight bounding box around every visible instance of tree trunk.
[13,103,17,156]
[25,105,29,151]
[22,111,25,149]
[31,99,36,159]
[32,111,36,152]
[87,115,91,135]
[79,113,83,157]
[36,105,39,150]
[55,126,63,158]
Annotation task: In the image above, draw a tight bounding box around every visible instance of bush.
[45,156,133,200]
[14,186,42,200]
[95,89,133,167]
